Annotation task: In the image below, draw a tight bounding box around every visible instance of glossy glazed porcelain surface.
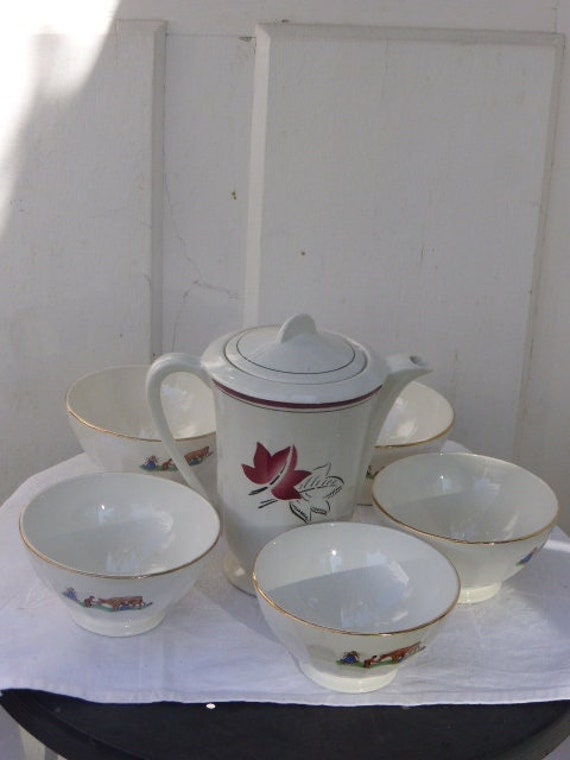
[360,381,454,503]
[19,473,220,635]
[372,453,559,603]
[66,365,216,490]
[146,314,430,591]
[253,522,459,692]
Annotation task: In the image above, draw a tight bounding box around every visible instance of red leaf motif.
[242,443,290,486]
[270,446,311,501]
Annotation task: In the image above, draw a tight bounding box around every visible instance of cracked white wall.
[162,35,254,354]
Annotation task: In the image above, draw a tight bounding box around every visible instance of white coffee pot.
[146,314,429,593]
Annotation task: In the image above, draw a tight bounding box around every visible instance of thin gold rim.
[251,530,461,637]
[19,476,221,580]
[65,365,215,443]
[375,410,455,451]
[20,516,220,580]
[371,457,560,546]
[66,403,216,444]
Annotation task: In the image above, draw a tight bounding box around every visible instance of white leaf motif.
[289,464,344,523]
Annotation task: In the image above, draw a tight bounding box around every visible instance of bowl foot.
[299,661,397,693]
[458,582,502,604]
[223,552,255,595]
[68,609,166,637]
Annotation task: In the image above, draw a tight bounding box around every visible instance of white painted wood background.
[244,24,561,466]
[0,18,164,504]
[1,1,570,538]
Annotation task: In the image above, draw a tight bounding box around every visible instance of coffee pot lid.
[202,314,387,405]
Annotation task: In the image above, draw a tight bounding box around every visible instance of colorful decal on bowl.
[62,587,153,612]
[141,455,176,472]
[184,445,212,466]
[242,443,344,523]
[338,643,425,668]
[140,445,212,473]
[517,546,541,566]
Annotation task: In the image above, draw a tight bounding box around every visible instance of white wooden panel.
[244,24,562,462]
[162,34,254,353]
[115,2,561,37]
[0,20,165,502]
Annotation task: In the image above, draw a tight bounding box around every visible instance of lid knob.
[277,314,317,344]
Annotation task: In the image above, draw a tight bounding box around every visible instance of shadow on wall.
[0,9,160,502]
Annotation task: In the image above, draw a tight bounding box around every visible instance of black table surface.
[1,690,569,760]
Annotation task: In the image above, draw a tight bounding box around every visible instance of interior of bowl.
[373,453,559,542]
[377,382,454,447]
[253,523,459,633]
[20,473,220,576]
[66,365,215,440]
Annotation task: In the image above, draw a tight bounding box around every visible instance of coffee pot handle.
[146,353,212,498]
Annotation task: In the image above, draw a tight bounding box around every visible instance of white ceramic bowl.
[19,473,221,636]
[252,522,459,693]
[372,453,559,603]
[66,365,216,484]
[360,382,454,503]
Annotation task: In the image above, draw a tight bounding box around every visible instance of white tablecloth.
[0,453,569,708]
